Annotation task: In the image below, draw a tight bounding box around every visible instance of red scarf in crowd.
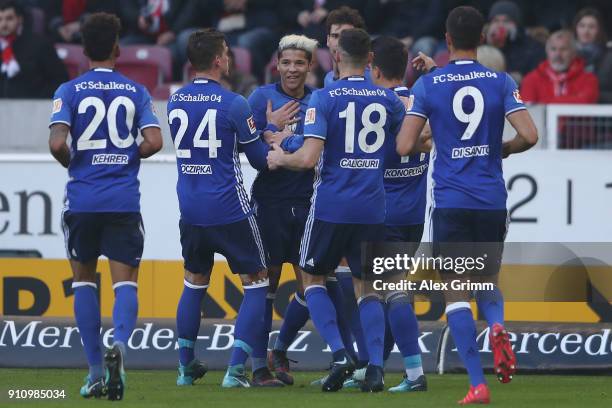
[0,34,20,78]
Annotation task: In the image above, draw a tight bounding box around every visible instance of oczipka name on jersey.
[181,164,212,175]
[451,144,489,159]
[170,93,222,103]
[340,158,380,169]
[328,88,386,98]
[432,71,498,84]
[384,163,428,178]
[74,81,136,93]
[92,154,129,165]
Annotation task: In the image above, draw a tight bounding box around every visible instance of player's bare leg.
[269,264,308,385]
[176,269,210,386]
[70,259,108,398]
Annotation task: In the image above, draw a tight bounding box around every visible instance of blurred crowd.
[1,0,612,104]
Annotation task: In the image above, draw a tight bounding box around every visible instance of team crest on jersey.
[52,98,62,114]
[399,95,414,112]
[247,115,257,134]
[513,89,523,103]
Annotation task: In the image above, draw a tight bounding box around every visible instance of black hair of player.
[326,6,365,34]
[372,36,408,80]
[0,0,24,16]
[81,13,121,62]
[338,28,371,65]
[188,28,226,71]
[446,6,485,51]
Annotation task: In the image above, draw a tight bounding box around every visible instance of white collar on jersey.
[454,60,475,65]
[194,79,209,84]
[347,76,365,81]
[93,68,113,72]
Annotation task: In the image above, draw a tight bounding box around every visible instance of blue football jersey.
[304,76,406,224]
[324,66,372,87]
[408,60,525,210]
[248,83,314,207]
[49,68,160,212]
[384,86,429,226]
[168,78,264,226]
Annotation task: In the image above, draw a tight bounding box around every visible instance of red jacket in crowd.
[520,57,599,104]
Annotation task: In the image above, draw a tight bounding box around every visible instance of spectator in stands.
[119,0,203,80]
[0,0,68,98]
[485,0,545,83]
[364,0,444,56]
[573,7,607,72]
[212,0,280,83]
[477,44,506,72]
[520,30,599,104]
[219,48,258,97]
[43,0,119,44]
[280,1,364,46]
[572,7,612,103]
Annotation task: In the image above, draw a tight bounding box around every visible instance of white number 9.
[452,86,484,140]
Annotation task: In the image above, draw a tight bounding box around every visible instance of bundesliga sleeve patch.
[247,115,257,134]
[52,98,63,114]
[399,95,414,112]
[305,107,316,125]
[513,89,523,103]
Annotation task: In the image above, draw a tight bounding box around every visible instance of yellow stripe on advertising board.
[0,259,610,322]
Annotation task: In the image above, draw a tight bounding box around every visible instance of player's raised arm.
[501,73,539,157]
[397,78,429,156]
[231,95,270,170]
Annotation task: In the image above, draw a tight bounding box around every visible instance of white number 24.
[452,85,484,140]
[168,108,221,159]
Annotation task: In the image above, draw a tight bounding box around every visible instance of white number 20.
[77,96,136,150]
[452,86,484,140]
[339,102,387,153]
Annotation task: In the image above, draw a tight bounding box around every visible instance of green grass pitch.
[0,369,610,408]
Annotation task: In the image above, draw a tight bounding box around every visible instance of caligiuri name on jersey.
[181,164,212,175]
[340,158,380,169]
[328,88,387,98]
[432,71,498,84]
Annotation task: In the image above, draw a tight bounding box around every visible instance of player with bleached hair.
[247,34,358,386]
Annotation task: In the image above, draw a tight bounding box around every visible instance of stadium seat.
[55,44,88,79]
[116,45,172,92]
